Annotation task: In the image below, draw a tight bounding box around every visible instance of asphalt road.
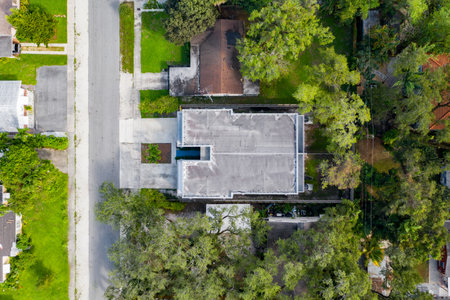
[88,0,120,298]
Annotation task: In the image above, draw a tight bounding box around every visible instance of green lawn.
[120,2,134,73]
[0,54,67,85]
[1,174,69,300]
[258,16,353,104]
[30,0,67,43]
[29,0,66,15]
[141,12,190,73]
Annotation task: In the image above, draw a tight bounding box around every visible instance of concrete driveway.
[35,66,67,132]
[120,118,178,189]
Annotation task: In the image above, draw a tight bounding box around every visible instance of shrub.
[139,95,179,117]
[144,144,162,163]
[140,189,185,211]
[7,4,57,46]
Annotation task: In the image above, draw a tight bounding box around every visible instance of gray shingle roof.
[0,35,12,58]
[0,80,21,132]
[0,212,16,282]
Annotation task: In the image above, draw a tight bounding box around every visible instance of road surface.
[88,0,120,298]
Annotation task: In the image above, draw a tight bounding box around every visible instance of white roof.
[0,80,21,132]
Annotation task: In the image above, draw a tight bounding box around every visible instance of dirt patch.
[141,143,171,164]
[36,148,68,173]
[356,137,400,173]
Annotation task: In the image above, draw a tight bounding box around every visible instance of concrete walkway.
[133,0,168,90]
[21,43,68,54]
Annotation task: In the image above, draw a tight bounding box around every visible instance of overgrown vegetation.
[139,90,179,117]
[141,12,190,72]
[119,2,134,73]
[0,54,67,84]
[0,133,69,299]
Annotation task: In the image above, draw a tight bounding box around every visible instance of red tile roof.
[199,20,244,95]
[424,54,449,130]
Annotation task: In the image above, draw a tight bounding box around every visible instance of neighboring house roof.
[0,0,13,58]
[206,204,251,232]
[177,109,305,199]
[0,212,17,282]
[169,20,259,96]
[423,54,449,130]
[199,19,244,95]
[0,80,21,132]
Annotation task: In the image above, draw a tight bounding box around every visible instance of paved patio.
[119,118,178,189]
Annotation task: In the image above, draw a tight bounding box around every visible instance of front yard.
[29,0,67,43]
[1,175,69,300]
[0,54,67,85]
[141,12,189,73]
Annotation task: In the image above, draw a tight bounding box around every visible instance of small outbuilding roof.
[0,0,13,58]
[0,80,21,132]
[0,212,17,282]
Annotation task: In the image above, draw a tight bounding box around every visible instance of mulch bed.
[141,143,171,164]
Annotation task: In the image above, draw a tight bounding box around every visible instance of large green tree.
[7,4,56,46]
[164,0,219,45]
[321,0,379,23]
[278,200,375,299]
[97,183,280,299]
[294,47,370,150]
[236,0,333,82]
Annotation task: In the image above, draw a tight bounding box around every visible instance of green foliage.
[0,54,67,85]
[369,25,399,62]
[97,186,278,299]
[7,4,57,46]
[237,0,333,82]
[141,12,190,72]
[0,131,68,151]
[321,0,379,23]
[144,144,162,163]
[416,1,450,53]
[294,47,370,150]
[0,134,69,298]
[320,152,363,189]
[406,0,428,22]
[139,94,179,117]
[164,0,219,45]
[391,44,448,135]
[119,2,134,73]
[278,200,374,299]
[228,0,270,12]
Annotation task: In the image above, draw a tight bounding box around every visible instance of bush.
[139,95,179,117]
[140,189,185,211]
[7,4,57,46]
[144,144,162,163]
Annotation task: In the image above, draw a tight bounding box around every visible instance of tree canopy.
[164,0,219,45]
[7,3,56,46]
[321,0,379,23]
[237,0,333,82]
[294,47,370,151]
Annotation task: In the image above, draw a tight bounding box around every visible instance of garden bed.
[141,143,171,164]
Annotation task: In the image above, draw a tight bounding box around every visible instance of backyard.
[29,0,67,43]
[141,12,189,73]
[119,2,134,73]
[0,55,67,85]
[1,174,69,300]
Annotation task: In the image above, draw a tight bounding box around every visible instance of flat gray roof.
[0,35,12,58]
[0,80,20,132]
[178,109,304,199]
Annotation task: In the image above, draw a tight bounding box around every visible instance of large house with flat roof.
[176,109,304,199]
